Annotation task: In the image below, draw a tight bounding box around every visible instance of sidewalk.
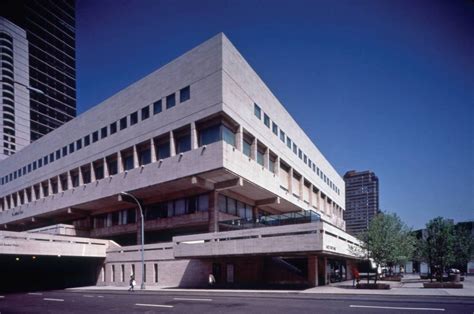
[69,274,474,298]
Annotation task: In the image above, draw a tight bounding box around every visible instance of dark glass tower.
[0,0,76,142]
[343,170,380,237]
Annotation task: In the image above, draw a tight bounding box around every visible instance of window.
[130,111,138,125]
[153,100,162,114]
[222,126,235,146]
[110,122,117,134]
[92,131,99,143]
[176,134,191,154]
[280,130,285,142]
[157,142,170,159]
[272,122,278,135]
[254,103,261,119]
[298,149,302,159]
[120,117,127,130]
[56,149,61,160]
[166,93,176,109]
[286,137,292,149]
[69,143,75,153]
[38,158,42,168]
[123,154,134,171]
[263,113,270,128]
[76,139,82,150]
[257,149,264,166]
[180,86,190,102]
[141,106,150,120]
[293,143,297,154]
[199,124,235,147]
[101,127,108,139]
[84,135,90,146]
[62,146,68,157]
[304,154,307,163]
[243,139,251,157]
[139,148,151,165]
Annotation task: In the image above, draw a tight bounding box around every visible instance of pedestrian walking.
[128,275,136,292]
[352,266,360,287]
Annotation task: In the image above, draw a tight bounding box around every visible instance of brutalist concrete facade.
[0,34,359,288]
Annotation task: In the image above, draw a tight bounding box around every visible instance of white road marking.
[28,292,42,295]
[350,305,445,311]
[0,296,4,298]
[43,298,64,302]
[83,294,94,298]
[173,297,212,302]
[135,303,173,308]
[97,295,104,298]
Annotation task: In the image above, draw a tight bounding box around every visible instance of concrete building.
[343,170,380,237]
[0,34,360,288]
[0,0,76,159]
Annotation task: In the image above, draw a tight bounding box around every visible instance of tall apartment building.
[0,34,360,288]
[0,0,76,160]
[343,170,380,236]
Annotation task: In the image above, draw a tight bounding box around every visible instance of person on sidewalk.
[128,275,136,292]
[352,267,360,287]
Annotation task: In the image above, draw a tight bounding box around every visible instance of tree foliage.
[360,212,415,283]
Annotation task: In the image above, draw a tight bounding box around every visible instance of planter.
[423,282,463,289]
[356,283,390,290]
[382,276,402,282]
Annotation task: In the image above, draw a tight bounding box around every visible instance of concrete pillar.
[150,138,157,163]
[274,156,280,176]
[67,171,73,189]
[78,167,84,186]
[208,191,219,232]
[31,186,37,201]
[263,147,270,169]
[250,138,257,160]
[288,167,293,194]
[324,256,329,285]
[39,184,44,199]
[308,256,319,287]
[118,151,124,173]
[190,121,198,150]
[103,157,109,177]
[48,179,52,196]
[16,192,21,206]
[309,184,313,207]
[299,177,304,200]
[170,131,176,156]
[91,163,96,182]
[133,145,139,168]
[236,126,243,151]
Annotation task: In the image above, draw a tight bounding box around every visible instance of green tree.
[420,217,455,282]
[360,212,414,284]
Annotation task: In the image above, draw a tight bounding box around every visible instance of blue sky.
[76,0,473,229]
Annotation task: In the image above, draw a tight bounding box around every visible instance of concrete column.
[263,147,270,169]
[190,121,198,149]
[288,167,293,194]
[58,176,63,193]
[16,192,21,206]
[309,184,313,207]
[48,179,52,196]
[31,186,37,201]
[67,171,73,189]
[308,256,319,287]
[39,184,44,199]
[103,157,109,177]
[250,138,257,160]
[78,167,84,186]
[133,145,139,168]
[274,156,280,176]
[170,131,176,156]
[90,163,96,182]
[150,138,157,163]
[208,191,219,232]
[299,177,304,200]
[118,151,124,173]
[324,256,329,285]
[236,126,243,151]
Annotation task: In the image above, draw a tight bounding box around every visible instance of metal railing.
[220,210,320,230]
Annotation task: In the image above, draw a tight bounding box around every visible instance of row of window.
[106,263,158,284]
[0,85,191,186]
[254,103,340,195]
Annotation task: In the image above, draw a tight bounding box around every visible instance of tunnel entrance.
[0,254,103,293]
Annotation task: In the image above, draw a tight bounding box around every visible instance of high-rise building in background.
[343,170,380,236]
[0,0,76,160]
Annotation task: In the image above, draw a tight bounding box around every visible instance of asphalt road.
[0,289,473,314]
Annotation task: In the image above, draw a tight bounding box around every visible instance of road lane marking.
[97,295,104,298]
[83,295,94,298]
[0,296,4,298]
[173,297,212,302]
[350,305,445,311]
[135,303,173,308]
[28,292,42,295]
[43,298,64,302]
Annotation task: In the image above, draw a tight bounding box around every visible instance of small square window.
[92,131,99,142]
[298,149,302,159]
[180,86,190,103]
[264,113,270,128]
[49,153,54,163]
[33,161,37,170]
[254,103,261,119]
[141,106,150,120]
[304,154,307,163]
[272,122,278,135]
[84,135,90,146]
[280,130,285,142]
[120,117,127,130]
[56,150,61,159]
[153,100,162,114]
[293,143,297,154]
[130,111,138,125]
[43,156,48,166]
[101,126,108,139]
[166,94,176,109]
[38,158,42,168]
[69,142,75,153]
[76,139,82,150]
[62,146,68,157]
[286,137,292,149]
[110,122,117,134]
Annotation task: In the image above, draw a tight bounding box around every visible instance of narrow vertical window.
[254,103,261,119]
[166,93,176,109]
[179,86,190,102]
[153,100,162,114]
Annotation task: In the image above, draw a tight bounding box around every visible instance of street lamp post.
[119,191,145,290]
